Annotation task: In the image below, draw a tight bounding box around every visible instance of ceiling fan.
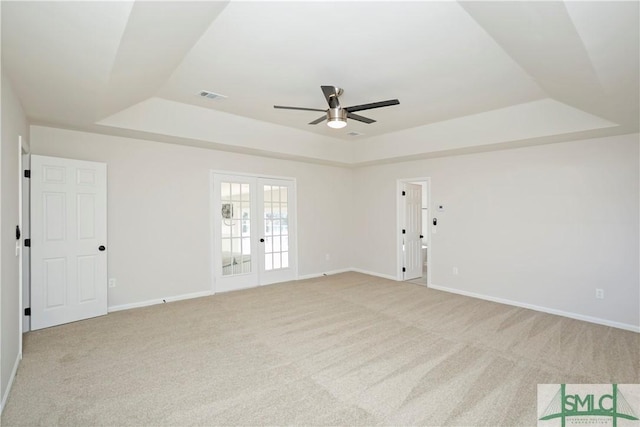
[274,85,400,129]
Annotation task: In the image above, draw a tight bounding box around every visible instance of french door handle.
[259,238,265,243]
[98,245,106,251]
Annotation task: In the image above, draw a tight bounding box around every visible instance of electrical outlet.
[453,267,459,275]
[108,278,117,288]
[595,288,604,299]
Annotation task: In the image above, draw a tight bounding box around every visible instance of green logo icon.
[539,384,639,427]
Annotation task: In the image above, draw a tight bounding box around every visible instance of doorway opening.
[211,172,297,293]
[397,178,430,286]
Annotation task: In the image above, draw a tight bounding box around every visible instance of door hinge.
[24,238,31,247]
[402,267,406,272]
[24,307,30,316]
[24,170,31,178]
[402,229,406,234]
[401,190,406,196]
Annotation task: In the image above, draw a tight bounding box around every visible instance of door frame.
[209,170,298,293]
[17,137,25,352]
[21,147,30,333]
[396,177,431,285]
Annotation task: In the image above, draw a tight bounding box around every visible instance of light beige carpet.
[2,272,638,426]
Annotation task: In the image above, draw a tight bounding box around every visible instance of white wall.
[353,134,640,330]
[30,126,353,309]
[1,71,28,411]
[27,125,640,331]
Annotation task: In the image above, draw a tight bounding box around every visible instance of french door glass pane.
[221,181,251,276]
[263,185,289,271]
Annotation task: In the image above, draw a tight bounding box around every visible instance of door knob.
[259,238,265,243]
[98,245,106,251]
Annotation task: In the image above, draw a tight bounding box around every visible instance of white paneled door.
[30,155,108,330]
[402,183,423,280]
[213,173,296,292]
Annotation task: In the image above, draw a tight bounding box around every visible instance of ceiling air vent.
[347,131,364,137]
[198,90,227,100]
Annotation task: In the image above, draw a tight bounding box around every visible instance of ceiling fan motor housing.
[327,107,347,128]
[328,107,347,122]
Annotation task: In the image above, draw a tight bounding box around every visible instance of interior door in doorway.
[403,182,422,280]
[30,155,108,330]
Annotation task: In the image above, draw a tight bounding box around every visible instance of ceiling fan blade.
[347,112,376,124]
[274,105,326,112]
[344,99,400,113]
[309,115,327,125]
[321,86,341,108]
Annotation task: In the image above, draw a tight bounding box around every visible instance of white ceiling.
[2,1,638,165]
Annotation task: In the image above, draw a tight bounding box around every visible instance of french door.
[212,173,297,292]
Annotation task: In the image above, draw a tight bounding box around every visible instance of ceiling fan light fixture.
[274,85,399,128]
[326,107,347,129]
[327,119,347,129]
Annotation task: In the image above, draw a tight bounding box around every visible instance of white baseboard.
[108,290,213,313]
[299,268,398,282]
[297,269,352,280]
[1,352,21,414]
[110,269,390,313]
[349,268,398,281]
[106,273,638,333]
[429,283,640,333]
